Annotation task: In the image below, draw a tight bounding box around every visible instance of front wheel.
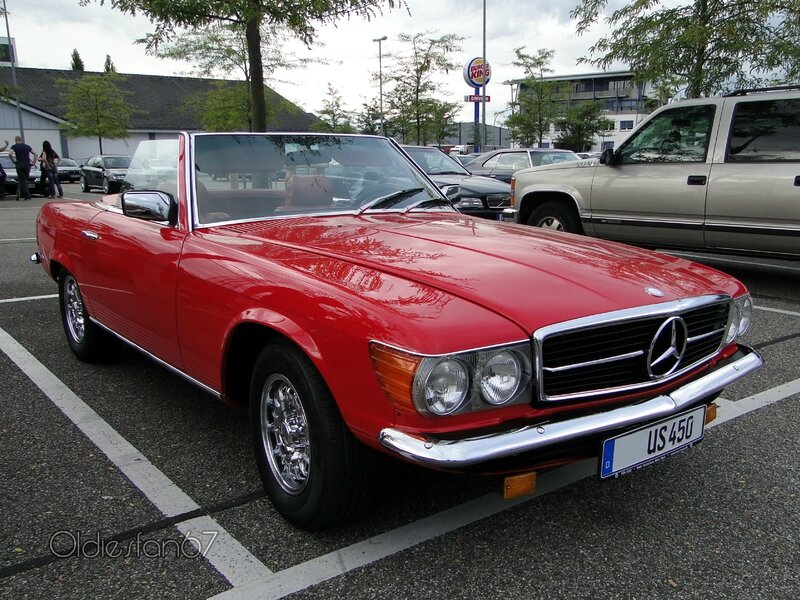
[249,342,377,530]
[101,177,111,194]
[59,272,120,362]
[80,175,89,193]
[527,201,581,233]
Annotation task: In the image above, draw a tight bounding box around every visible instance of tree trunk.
[246,16,266,132]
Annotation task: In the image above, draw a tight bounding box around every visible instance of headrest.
[285,174,333,208]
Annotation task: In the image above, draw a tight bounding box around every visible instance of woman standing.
[40,141,63,199]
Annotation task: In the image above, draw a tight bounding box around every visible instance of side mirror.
[599,148,617,166]
[121,190,177,225]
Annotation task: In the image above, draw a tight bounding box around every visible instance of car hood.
[106,169,128,176]
[208,213,743,334]
[428,173,511,194]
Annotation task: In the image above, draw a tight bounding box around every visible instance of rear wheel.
[80,175,89,193]
[249,342,377,530]
[527,201,581,233]
[59,272,120,362]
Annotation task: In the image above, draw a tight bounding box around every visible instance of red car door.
[79,209,187,368]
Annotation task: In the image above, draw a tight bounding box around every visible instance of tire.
[59,272,120,362]
[102,177,111,194]
[80,175,89,193]
[249,342,377,530]
[527,201,581,233]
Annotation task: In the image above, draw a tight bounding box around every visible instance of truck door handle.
[794,176,800,187]
[687,175,707,186]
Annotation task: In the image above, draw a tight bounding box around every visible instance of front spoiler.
[378,345,762,469]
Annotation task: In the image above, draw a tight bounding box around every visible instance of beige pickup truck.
[511,87,800,258]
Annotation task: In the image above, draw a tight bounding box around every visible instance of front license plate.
[599,405,706,479]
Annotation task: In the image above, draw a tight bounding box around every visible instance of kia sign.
[463,57,491,88]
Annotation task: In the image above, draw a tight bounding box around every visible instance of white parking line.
[0,326,273,587]
[668,251,800,273]
[210,377,800,600]
[755,305,800,318]
[0,294,58,304]
[0,237,36,242]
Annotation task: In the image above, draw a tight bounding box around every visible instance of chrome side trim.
[89,316,221,399]
[378,346,761,468]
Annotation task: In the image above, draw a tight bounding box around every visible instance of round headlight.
[479,351,521,405]
[736,295,753,337]
[422,360,469,415]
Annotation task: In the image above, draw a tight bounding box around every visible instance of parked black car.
[56,158,82,182]
[0,156,44,197]
[80,154,132,193]
[466,148,581,183]
[402,145,512,220]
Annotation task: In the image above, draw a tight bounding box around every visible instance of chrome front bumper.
[378,345,762,468]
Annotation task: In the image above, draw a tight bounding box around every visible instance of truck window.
[727,99,800,162]
[618,105,715,164]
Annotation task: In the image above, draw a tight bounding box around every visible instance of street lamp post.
[373,35,387,136]
[2,0,24,137]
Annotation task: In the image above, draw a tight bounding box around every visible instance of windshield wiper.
[356,188,426,215]
[432,170,467,175]
[401,197,454,213]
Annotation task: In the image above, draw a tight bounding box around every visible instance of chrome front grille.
[534,296,731,402]
[486,194,511,208]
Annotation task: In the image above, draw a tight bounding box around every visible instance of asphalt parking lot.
[1,185,798,599]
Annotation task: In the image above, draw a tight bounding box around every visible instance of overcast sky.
[8,0,618,124]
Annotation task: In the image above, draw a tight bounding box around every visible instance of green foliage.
[58,72,134,154]
[355,99,382,135]
[571,0,800,98]
[70,49,85,71]
[183,81,252,131]
[554,101,613,152]
[311,84,356,133]
[384,31,464,145]
[505,47,560,147]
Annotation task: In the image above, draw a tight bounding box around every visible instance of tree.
[90,0,406,132]
[384,31,463,145]
[311,84,356,133]
[504,47,559,147]
[554,101,613,152]
[58,73,134,154]
[183,81,251,131]
[355,99,382,135]
[424,99,460,146]
[571,0,800,98]
[104,54,116,73]
[70,49,85,71]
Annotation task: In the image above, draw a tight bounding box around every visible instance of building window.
[619,120,634,130]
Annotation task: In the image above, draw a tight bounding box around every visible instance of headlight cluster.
[456,197,483,209]
[725,294,753,344]
[370,342,533,417]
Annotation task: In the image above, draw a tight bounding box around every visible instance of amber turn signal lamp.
[503,471,537,499]
[705,403,718,425]
[369,343,421,413]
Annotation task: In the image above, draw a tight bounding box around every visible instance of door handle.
[687,175,707,186]
[794,176,800,187]
[81,230,100,240]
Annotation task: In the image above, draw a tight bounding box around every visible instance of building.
[511,70,657,151]
[0,67,319,162]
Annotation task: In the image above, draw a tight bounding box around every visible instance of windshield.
[191,134,449,224]
[122,140,179,193]
[60,158,78,167]
[403,147,470,176]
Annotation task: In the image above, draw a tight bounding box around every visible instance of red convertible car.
[32,133,762,529]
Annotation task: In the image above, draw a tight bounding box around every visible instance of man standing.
[9,135,37,200]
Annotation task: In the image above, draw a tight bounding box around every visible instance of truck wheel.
[59,272,120,362]
[527,201,581,233]
[249,342,377,530]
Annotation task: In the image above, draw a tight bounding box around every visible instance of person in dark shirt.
[9,135,37,200]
